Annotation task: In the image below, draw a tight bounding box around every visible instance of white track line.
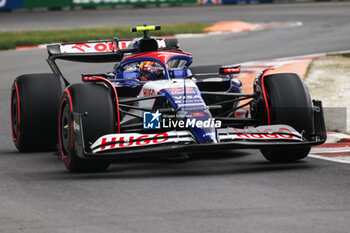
[309,154,350,164]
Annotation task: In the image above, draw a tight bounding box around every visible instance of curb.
[310,132,350,164]
[323,132,350,145]
[16,44,49,51]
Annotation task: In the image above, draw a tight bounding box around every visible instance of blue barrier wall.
[0,0,23,10]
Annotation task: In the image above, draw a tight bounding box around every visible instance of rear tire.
[258,73,313,162]
[59,83,115,172]
[11,74,62,152]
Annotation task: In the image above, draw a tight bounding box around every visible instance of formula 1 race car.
[11,25,327,172]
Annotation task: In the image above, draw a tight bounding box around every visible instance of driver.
[138,61,165,81]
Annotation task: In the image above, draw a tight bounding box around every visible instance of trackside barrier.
[70,0,197,7]
[23,0,72,9]
[0,0,23,10]
[0,0,197,11]
[198,0,286,3]
[0,0,291,11]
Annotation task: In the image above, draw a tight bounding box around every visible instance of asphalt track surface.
[1,3,350,233]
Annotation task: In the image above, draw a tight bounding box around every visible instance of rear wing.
[190,65,241,80]
[46,37,180,87]
[47,39,122,63]
[47,38,178,63]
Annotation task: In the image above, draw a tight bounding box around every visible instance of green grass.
[326,52,350,58]
[0,23,211,51]
[304,57,316,79]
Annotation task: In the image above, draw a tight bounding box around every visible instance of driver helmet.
[138,61,165,81]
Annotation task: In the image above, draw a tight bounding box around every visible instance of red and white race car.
[11,25,326,172]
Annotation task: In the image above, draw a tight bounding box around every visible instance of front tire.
[59,83,115,172]
[11,74,62,152]
[258,73,314,162]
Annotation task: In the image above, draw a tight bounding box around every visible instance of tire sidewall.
[59,92,74,169]
[11,81,21,150]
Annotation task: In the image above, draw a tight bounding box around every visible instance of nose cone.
[160,83,219,143]
[192,125,218,144]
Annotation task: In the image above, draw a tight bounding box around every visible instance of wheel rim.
[60,101,71,157]
[11,91,18,140]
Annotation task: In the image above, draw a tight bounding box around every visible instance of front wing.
[71,100,326,160]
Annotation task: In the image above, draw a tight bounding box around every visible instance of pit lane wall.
[0,0,285,11]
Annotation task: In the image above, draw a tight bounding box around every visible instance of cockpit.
[117,60,166,81]
[115,57,192,81]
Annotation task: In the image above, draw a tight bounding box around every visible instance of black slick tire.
[11,74,62,152]
[259,73,313,162]
[59,83,115,172]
